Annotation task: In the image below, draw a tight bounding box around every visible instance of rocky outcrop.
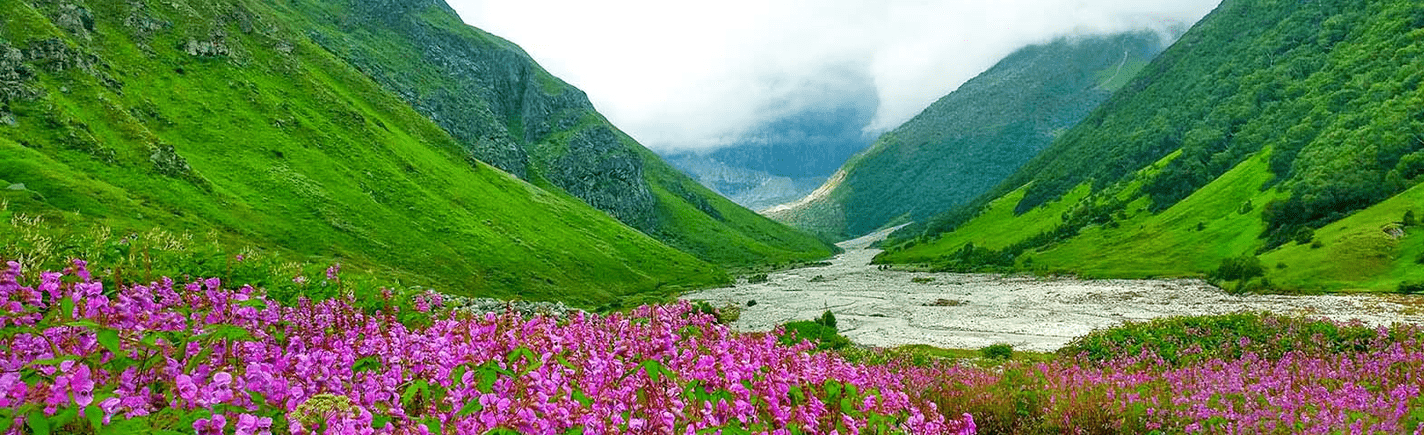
[307,0,662,227]
[544,127,659,231]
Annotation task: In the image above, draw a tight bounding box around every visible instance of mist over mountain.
[662,72,878,210]
[766,31,1168,239]
[881,0,1424,293]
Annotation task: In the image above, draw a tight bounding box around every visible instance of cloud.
[445,0,1221,153]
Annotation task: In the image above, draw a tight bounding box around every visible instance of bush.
[1399,281,1424,295]
[747,273,769,284]
[1212,255,1264,282]
[779,320,851,351]
[809,275,830,283]
[815,310,837,329]
[980,343,1013,360]
[746,299,757,307]
[911,277,935,284]
[1405,210,1417,226]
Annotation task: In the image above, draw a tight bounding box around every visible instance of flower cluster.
[0,260,974,434]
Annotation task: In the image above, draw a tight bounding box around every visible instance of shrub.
[1211,255,1264,282]
[815,310,838,329]
[911,277,935,284]
[809,275,830,282]
[746,299,757,307]
[1399,281,1424,295]
[778,320,851,351]
[980,343,1013,360]
[747,273,769,284]
[1405,210,1417,226]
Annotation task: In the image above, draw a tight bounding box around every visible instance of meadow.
[3,254,1424,434]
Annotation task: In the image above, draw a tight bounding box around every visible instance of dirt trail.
[683,226,1424,352]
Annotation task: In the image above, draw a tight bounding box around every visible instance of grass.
[0,0,729,307]
[1027,149,1284,278]
[1261,181,1424,292]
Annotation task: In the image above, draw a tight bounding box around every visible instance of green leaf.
[65,320,103,329]
[456,399,483,417]
[61,297,75,318]
[27,410,50,435]
[450,364,468,385]
[98,329,122,356]
[402,380,429,410]
[353,356,382,373]
[87,404,103,430]
[562,427,585,435]
[423,417,443,435]
[572,390,592,407]
[371,414,392,430]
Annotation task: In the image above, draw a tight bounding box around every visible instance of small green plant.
[911,277,935,284]
[815,310,838,329]
[1405,210,1417,226]
[1399,281,1424,295]
[981,343,1013,360]
[746,299,757,307]
[809,275,830,283]
[748,273,769,284]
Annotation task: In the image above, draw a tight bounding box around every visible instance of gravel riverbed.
[682,226,1424,352]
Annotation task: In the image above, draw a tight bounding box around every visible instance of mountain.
[284,0,835,267]
[0,0,829,305]
[765,32,1168,240]
[878,0,1424,292]
[661,72,878,211]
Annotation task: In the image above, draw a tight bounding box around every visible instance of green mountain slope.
[0,0,738,305]
[880,0,1424,292]
[765,32,1166,240]
[278,0,834,267]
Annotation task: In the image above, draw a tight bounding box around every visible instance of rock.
[440,294,583,318]
[183,39,231,57]
[149,144,193,177]
[53,3,96,38]
[543,127,659,231]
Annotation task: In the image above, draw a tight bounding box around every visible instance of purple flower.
[70,364,94,407]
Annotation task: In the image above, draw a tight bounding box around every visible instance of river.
[682,226,1424,352]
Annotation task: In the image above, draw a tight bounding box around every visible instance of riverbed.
[681,227,1424,352]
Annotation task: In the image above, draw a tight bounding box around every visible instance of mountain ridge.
[879,0,1424,293]
[766,32,1168,240]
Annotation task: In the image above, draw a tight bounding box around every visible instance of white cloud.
[445,0,1221,153]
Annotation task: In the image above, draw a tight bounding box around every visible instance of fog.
[446,0,1221,153]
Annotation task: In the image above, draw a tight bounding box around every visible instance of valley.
[685,226,1424,351]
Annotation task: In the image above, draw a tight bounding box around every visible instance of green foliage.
[1058,312,1398,366]
[1399,281,1424,294]
[980,343,1014,360]
[0,0,838,307]
[747,273,769,284]
[770,32,1166,239]
[883,0,1424,293]
[1212,255,1265,282]
[816,310,838,329]
[778,320,851,351]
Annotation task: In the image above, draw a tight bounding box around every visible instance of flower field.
[0,260,971,434]
[3,259,1424,434]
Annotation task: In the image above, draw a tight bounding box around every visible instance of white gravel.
[682,226,1424,352]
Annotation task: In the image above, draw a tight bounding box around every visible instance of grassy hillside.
[276,0,835,267]
[0,0,731,306]
[881,0,1424,293]
[766,32,1166,240]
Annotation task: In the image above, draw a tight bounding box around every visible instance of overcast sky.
[445,0,1221,154]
